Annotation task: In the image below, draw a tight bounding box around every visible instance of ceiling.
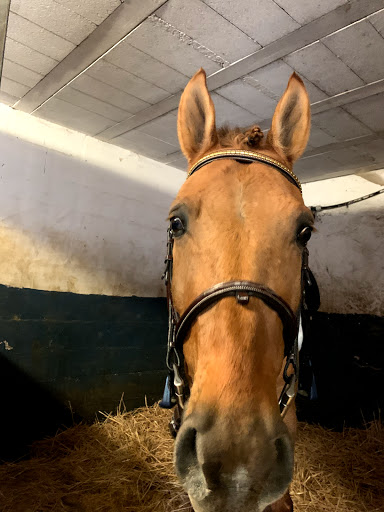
[1,0,384,182]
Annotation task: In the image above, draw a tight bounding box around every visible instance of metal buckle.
[173,363,185,410]
[279,374,297,418]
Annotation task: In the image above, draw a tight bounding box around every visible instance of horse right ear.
[267,73,310,165]
[177,69,218,164]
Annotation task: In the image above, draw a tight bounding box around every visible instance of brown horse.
[168,69,313,512]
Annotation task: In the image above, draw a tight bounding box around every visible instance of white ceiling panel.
[56,87,131,123]
[369,10,384,37]
[323,19,384,83]
[284,42,364,96]
[4,38,58,75]
[127,17,222,77]
[354,139,384,162]
[87,60,171,105]
[344,92,384,133]
[211,92,258,128]
[274,0,347,24]
[247,60,329,103]
[2,59,44,88]
[307,126,337,148]
[156,0,259,63]
[135,112,179,147]
[10,0,97,45]
[70,74,151,114]
[216,79,277,121]
[53,0,121,25]
[1,0,383,182]
[0,90,18,105]
[202,0,299,46]
[164,155,187,170]
[328,147,376,168]
[35,98,116,136]
[104,40,189,95]
[114,130,179,160]
[0,76,29,98]
[294,154,343,181]
[312,108,372,140]
[7,12,75,61]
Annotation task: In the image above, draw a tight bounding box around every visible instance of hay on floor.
[0,404,383,512]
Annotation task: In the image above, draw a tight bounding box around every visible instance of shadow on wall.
[0,132,183,297]
[0,132,178,457]
[0,353,81,460]
[0,285,169,460]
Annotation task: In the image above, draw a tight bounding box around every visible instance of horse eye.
[170,217,185,237]
[297,226,312,246]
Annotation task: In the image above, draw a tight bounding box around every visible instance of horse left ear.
[267,73,310,164]
[177,68,218,164]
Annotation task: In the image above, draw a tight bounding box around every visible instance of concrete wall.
[302,172,384,316]
[0,102,382,314]
[0,104,185,297]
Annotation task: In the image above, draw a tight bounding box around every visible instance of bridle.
[159,149,311,437]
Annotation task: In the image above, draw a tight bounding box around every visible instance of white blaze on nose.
[233,465,250,491]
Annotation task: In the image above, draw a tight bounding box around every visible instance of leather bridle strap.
[174,281,297,357]
[188,149,302,193]
[159,148,307,435]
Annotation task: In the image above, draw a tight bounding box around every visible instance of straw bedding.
[0,403,383,512]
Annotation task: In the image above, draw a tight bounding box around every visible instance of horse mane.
[217,125,265,150]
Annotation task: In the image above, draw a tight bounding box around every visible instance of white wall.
[0,102,382,313]
[0,104,185,297]
[303,172,384,316]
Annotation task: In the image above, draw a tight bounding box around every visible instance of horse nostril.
[274,435,291,465]
[272,434,294,487]
[174,426,198,480]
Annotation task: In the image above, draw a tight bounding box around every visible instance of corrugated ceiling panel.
[1,0,383,181]
[0,0,122,104]
[202,0,299,46]
[284,42,364,96]
[323,19,384,83]
[104,40,189,94]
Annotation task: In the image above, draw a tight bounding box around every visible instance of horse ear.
[177,68,218,164]
[267,73,310,164]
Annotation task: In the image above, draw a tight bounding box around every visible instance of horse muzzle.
[174,412,294,512]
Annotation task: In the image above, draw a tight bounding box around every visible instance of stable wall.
[0,105,185,457]
[302,172,384,316]
[0,103,382,454]
[0,103,185,297]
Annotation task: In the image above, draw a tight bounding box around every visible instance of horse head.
[169,69,313,512]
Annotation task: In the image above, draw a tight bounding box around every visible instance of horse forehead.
[176,163,303,217]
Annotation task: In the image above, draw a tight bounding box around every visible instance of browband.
[188,149,302,193]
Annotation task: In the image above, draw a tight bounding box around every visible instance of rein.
[160,149,310,437]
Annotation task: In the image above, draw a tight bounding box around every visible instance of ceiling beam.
[14,0,168,113]
[311,78,384,115]
[96,0,384,142]
[302,132,384,160]
[154,78,384,166]
[0,0,10,86]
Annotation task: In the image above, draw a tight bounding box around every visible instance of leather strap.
[174,280,297,356]
[187,149,302,193]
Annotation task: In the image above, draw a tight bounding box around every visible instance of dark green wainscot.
[0,284,168,459]
[298,312,384,429]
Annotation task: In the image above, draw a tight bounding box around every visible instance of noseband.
[160,149,310,437]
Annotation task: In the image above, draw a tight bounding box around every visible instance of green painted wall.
[0,284,168,459]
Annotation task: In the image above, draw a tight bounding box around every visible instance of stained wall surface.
[303,172,384,316]
[0,104,185,297]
